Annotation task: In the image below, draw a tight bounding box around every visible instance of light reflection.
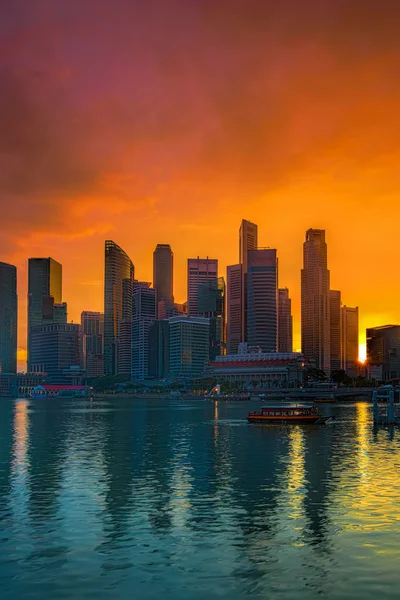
[12,400,30,476]
[286,427,306,520]
[213,400,219,447]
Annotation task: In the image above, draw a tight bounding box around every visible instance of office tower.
[0,262,17,374]
[104,241,134,376]
[278,288,293,353]
[148,320,170,379]
[239,219,258,342]
[29,323,80,383]
[367,325,400,382]
[226,264,242,354]
[301,229,331,373]
[247,249,278,352]
[330,290,342,373]
[187,257,218,316]
[341,306,359,377]
[81,311,104,378]
[119,278,133,375]
[153,244,174,317]
[168,316,210,379]
[198,277,226,361]
[132,282,156,380]
[27,257,62,365]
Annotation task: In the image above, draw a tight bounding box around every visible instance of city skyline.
[3,221,393,371]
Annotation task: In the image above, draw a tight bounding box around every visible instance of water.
[1,397,400,599]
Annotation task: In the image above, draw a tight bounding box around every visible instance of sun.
[358,343,366,363]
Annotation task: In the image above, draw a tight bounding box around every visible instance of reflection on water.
[1,398,400,599]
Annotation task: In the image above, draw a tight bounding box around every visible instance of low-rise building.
[209,346,306,387]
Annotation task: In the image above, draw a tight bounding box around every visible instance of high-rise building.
[153,244,174,317]
[278,288,293,353]
[104,241,134,376]
[301,229,330,373]
[81,311,104,378]
[198,277,226,361]
[29,323,81,383]
[27,257,62,365]
[239,219,258,342]
[0,262,17,374]
[367,325,400,382]
[341,306,359,377]
[187,257,218,316]
[168,316,210,379]
[247,249,278,352]
[132,282,156,380]
[119,278,133,375]
[226,264,242,354]
[330,290,342,373]
[148,320,170,379]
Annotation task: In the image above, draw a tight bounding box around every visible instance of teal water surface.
[1,398,399,599]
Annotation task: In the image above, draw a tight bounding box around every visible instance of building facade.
[153,244,174,318]
[330,290,342,373]
[239,219,258,342]
[278,288,293,353]
[132,282,157,380]
[81,311,104,378]
[104,240,134,376]
[148,320,170,379]
[341,306,359,377]
[198,277,226,361]
[367,325,400,382]
[0,262,17,374]
[247,249,278,353]
[169,316,210,379]
[209,349,305,387]
[187,257,218,316]
[27,257,62,366]
[301,229,331,374]
[226,264,242,354]
[29,323,81,384]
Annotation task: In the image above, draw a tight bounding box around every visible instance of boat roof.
[261,403,315,409]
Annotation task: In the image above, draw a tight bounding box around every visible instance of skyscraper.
[27,257,62,366]
[81,311,104,378]
[148,320,170,379]
[330,290,342,373]
[247,249,278,352]
[367,325,400,382]
[168,316,210,379]
[198,277,226,360]
[226,264,242,354]
[153,244,173,317]
[239,219,258,342]
[132,282,156,380]
[301,229,330,373]
[104,241,134,376]
[119,278,133,375]
[30,323,81,383]
[278,288,293,353]
[0,262,17,374]
[187,257,218,316]
[341,306,359,377]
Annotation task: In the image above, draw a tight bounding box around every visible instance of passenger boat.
[248,403,332,424]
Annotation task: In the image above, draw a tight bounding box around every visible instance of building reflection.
[0,400,14,521]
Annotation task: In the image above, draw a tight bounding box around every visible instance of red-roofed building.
[208,347,306,387]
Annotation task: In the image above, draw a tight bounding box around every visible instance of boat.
[247,403,333,424]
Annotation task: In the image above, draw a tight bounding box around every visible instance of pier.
[373,388,400,424]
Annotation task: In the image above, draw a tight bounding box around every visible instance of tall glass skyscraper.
[0,262,17,374]
[330,290,342,373]
[301,229,331,373]
[132,282,156,380]
[104,241,134,376]
[187,257,218,316]
[198,277,226,360]
[247,249,278,353]
[278,288,293,353]
[27,257,62,367]
[153,244,174,317]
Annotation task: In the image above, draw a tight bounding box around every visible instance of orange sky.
[1,0,400,370]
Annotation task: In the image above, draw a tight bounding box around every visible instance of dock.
[373,389,400,424]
